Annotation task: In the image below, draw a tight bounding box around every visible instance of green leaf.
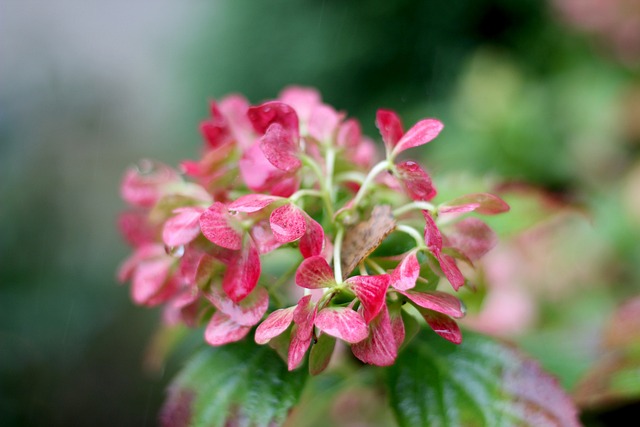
[387,329,581,427]
[160,340,307,427]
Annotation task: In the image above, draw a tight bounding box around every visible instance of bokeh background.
[2,1,640,426]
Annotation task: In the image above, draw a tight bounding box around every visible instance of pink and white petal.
[131,258,172,306]
[270,203,307,243]
[448,217,498,261]
[419,309,462,344]
[390,251,420,291]
[423,211,444,253]
[248,101,299,139]
[206,285,269,327]
[439,193,510,215]
[255,306,296,345]
[222,243,261,303]
[337,118,362,150]
[438,253,466,291]
[260,123,302,172]
[118,210,157,247]
[315,307,368,344]
[199,202,243,250]
[308,104,342,143]
[392,118,443,157]
[117,243,166,283]
[204,312,251,346]
[268,172,300,198]
[299,217,325,258]
[228,194,281,213]
[145,275,180,307]
[346,274,391,323]
[288,329,312,371]
[375,109,404,153]
[176,246,207,285]
[395,160,437,201]
[278,86,321,124]
[293,295,318,339]
[295,256,335,289]
[389,306,406,349]
[162,207,205,247]
[250,220,282,254]
[351,307,398,367]
[219,94,255,150]
[239,144,281,192]
[120,161,180,208]
[397,290,465,318]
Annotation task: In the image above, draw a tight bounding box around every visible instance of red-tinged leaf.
[204,312,251,346]
[255,306,296,345]
[419,309,462,344]
[228,194,281,213]
[438,253,465,291]
[392,118,443,157]
[270,203,307,243]
[439,192,510,215]
[295,256,335,289]
[395,160,437,201]
[248,101,299,139]
[398,290,465,318]
[199,202,242,250]
[222,243,261,303]
[447,217,498,261]
[162,207,204,247]
[347,274,391,324]
[387,329,582,427]
[390,251,420,291]
[249,220,282,254]
[308,104,341,143]
[299,217,324,258]
[288,329,312,371]
[351,307,398,367]
[131,258,173,306]
[260,123,301,172]
[422,210,443,253]
[206,285,269,327]
[315,307,369,344]
[309,333,336,375]
[376,109,404,152]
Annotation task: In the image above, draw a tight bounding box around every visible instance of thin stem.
[333,225,345,283]
[392,201,436,217]
[289,189,323,202]
[300,153,335,219]
[351,160,391,208]
[365,258,387,275]
[395,224,426,249]
[325,146,336,202]
[335,171,366,184]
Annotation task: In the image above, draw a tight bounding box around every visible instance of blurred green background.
[2,0,639,426]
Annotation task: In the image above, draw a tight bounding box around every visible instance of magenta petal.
[260,123,302,172]
[288,295,317,370]
[299,217,325,258]
[438,253,465,291]
[392,118,443,156]
[395,160,437,201]
[199,202,243,250]
[398,290,465,318]
[375,109,404,152]
[439,193,510,215]
[255,306,296,344]
[270,203,307,243]
[222,243,261,303]
[347,274,390,323]
[420,309,462,344]
[315,307,368,344]
[206,285,269,326]
[389,306,406,349]
[448,217,498,261]
[288,330,312,371]
[162,207,205,247]
[295,256,335,289]
[308,104,341,143]
[390,251,420,291]
[131,258,172,306]
[248,101,299,139]
[351,307,397,366]
[228,194,281,213]
[204,312,251,346]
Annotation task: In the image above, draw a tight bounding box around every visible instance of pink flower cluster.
[117,86,509,371]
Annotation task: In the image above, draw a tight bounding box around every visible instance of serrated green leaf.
[386,329,581,427]
[160,340,307,427]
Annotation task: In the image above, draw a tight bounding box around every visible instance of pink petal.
[288,295,317,370]
[117,243,166,283]
[397,290,465,318]
[249,220,282,254]
[392,118,443,157]
[228,194,281,213]
[423,212,465,291]
[131,258,172,306]
[218,94,255,150]
[438,253,466,291]
[447,217,498,261]
[295,256,335,289]
[239,144,282,191]
[375,109,404,152]
[118,210,157,247]
[120,161,179,208]
[204,312,251,346]
[423,211,443,253]
[439,193,510,215]
[260,123,302,172]
[255,306,296,345]
[278,86,321,124]
[346,274,390,323]
[199,101,233,150]
[389,305,405,349]
[308,104,342,143]
[390,251,420,291]
[315,307,368,344]
[395,160,437,201]
[288,329,312,371]
[222,243,261,303]
[337,118,362,150]
[206,285,269,326]
[420,309,462,344]
[248,101,299,139]
[351,307,397,366]
[270,203,307,243]
[299,217,325,258]
[199,202,242,250]
[162,207,205,247]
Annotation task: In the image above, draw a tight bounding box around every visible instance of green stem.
[365,258,387,275]
[395,224,426,249]
[300,153,335,219]
[392,201,436,217]
[333,225,345,283]
[351,160,391,209]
